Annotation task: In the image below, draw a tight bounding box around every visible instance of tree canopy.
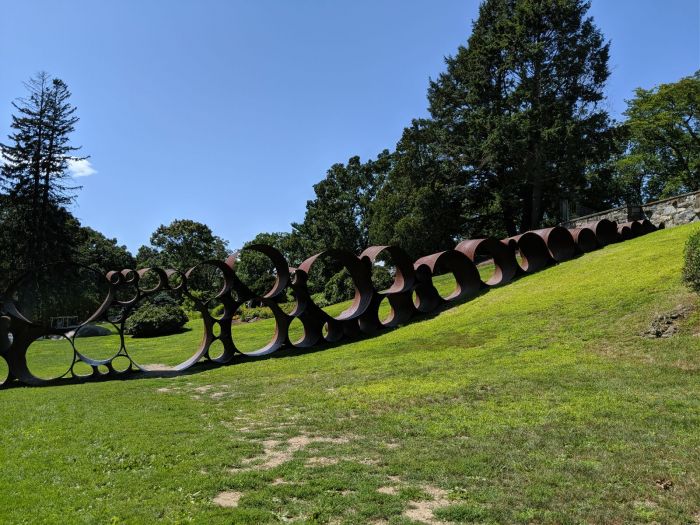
[615,71,700,202]
[0,72,84,281]
[427,0,613,234]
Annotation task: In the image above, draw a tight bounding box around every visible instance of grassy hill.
[1,224,699,524]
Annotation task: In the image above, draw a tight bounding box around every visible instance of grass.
[1,224,699,524]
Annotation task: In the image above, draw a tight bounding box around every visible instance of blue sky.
[1,0,698,253]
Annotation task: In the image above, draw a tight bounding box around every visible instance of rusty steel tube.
[455,237,518,287]
[531,227,577,262]
[581,219,618,246]
[620,221,643,238]
[640,219,656,234]
[617,224,633,240]
[504,232,551,273]
[568,227,599,253]
[0,218,657,388]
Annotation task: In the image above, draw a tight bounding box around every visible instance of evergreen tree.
[428,0,613,233]
[0,72,83,275]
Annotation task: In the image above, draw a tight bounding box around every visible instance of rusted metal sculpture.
[503,232,551,273]
[455,238,518,286]
[621,221,644,238]
[568,227,599,253]
[531,227,576,262]
[617,223,633,240]
[0,218,658,388]
[581,218,618,246]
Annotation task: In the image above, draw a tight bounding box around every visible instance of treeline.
[237,0,699,301]
[1,0,698,309]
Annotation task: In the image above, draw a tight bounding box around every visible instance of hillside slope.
[1,224,699,524]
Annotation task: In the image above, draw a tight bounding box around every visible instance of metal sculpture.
[0,218,657,388]
[568,227,599,253]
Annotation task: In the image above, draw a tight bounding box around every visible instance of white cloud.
[67,158,97,178]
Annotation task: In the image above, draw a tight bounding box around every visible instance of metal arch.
[0,220,659,388]
[504,232,551,273]
[455,237,518,287]
[568,227,599,254]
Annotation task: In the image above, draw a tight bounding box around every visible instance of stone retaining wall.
[562,190,700,228]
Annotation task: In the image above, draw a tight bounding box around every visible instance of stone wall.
[562,190,700,229]
[645,191,700,227]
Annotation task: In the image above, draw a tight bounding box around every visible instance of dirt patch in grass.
[213,490,242,508]
[404,485,450,524]
[231,434,352,472]
[305,456,339,467]
[141,363,172,371]
[655,478,674,491]
[643,305,693,338]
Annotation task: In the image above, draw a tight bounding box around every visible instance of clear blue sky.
[1,0,698,254]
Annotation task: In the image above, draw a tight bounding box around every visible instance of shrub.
[323,269,356,305]
[371,264,395,291]
[237,305,275,322]
[124,302,188,338]
[683,229,700,293]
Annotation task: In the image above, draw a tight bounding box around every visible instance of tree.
[617,71,700,201]
[0,72,83,271]
[136,219,229,270]
[292,151,392,255]
[136,219,229,296]
[428,0,613,234]
[233,232,295,298]
[369,120,470,258]
[292,152,392,292]
[74,226,135,273]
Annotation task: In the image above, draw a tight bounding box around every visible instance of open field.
[1,224,699,524]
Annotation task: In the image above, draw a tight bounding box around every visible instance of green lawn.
[1,224,699,524]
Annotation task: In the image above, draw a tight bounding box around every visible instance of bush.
[237,305,275,322]
[124,301,189,338]
[683,229,700,293]
[371,264,395,291]
[323,269,356,305]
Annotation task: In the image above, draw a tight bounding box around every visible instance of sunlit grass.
[1,225,699,524]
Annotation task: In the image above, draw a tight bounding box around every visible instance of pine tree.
[0,72,83,277]
[428,0,613,233]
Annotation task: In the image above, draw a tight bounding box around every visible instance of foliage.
[370,263,394,291]
[616,71,700,201]
[136,219,229,296]
[236,304,275,322]
[124,295,188,337]
[292,152,392,290]
[427,0,613,234]
[73,226,134,272]
[0,196,81,291]
[293,152,392,256]
[322,268,356,305]
[370,120,470,257]
[136,219,229,270]
[234,232,296,298]
[682,228,700,293]
[0,73,84,287]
